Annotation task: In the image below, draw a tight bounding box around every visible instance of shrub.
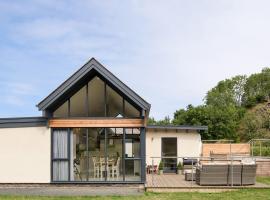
[158,161,164,170]
[177,162,183,170]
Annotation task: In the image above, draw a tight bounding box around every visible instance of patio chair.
[111,157,121,179]
[100,157,110,179]
[92,157,100,178]
[147,165,158,174]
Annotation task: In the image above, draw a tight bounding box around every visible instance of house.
[0,58,207,184]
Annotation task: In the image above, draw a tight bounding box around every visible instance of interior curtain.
[53,129,69,181]
[53,129,68,159]
[70,130,74,181]
[53,161,69,181]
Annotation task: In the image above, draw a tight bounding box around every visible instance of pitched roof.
[37,58,151,112]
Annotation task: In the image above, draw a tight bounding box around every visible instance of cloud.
[0,81,36,106]
[0,0,270,119]
[3,95,25,106]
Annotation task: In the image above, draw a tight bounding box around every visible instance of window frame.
[51,127,144,183]
[52,76,142,119]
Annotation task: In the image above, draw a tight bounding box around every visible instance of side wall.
[146,130,202,165]
[0,126,51,183]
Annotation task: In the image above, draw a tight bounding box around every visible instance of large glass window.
[70,86,87,117]
[125,101,140,118]
[53,101,69,118]
[72,128,105,181]
[106,128,123,181]
[125,160,141,181]
[52,128,142,182]
[88,128,106,181]
[106,86,124,117]
[52,76,141,118]
[88,77,105,117]
[72,128,88,181]
[124,128,141,181]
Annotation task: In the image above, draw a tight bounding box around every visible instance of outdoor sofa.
[195,162,257,186]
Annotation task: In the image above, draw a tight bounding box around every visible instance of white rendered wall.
[0,126,51,183]
[146,129,202,165]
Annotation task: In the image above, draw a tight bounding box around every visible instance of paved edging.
[0,185,145,196]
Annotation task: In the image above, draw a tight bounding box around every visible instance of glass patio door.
[161,138,177,173]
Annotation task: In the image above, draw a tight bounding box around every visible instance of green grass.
[257,176,270,185]
[1,190,270,200]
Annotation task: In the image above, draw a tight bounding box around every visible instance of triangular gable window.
[52,76,141,118]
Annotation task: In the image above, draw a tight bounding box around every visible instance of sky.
[0,0,270,119]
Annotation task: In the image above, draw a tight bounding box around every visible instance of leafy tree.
[243,68,270,107]
[148,116,171,125]
[173,75,246,140]
[205,75,247,107]
[151,67,270,142]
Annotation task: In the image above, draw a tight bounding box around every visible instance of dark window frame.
[51,127,144,183]
[52,75,142,119]
[51,128,71,182]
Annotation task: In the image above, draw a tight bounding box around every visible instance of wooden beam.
[49,118,144,128]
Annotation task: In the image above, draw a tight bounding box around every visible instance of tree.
[243,68,270,107]
[205,75,247,107]
[173,75,246,140]
[147,116,171,125]
[152,67,270,141]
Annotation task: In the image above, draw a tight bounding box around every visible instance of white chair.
[92,157,100,178]
[111,157,120,179]
[100,157,110,179]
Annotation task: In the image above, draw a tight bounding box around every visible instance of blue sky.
[0,0,270,119]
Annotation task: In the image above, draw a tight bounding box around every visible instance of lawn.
[257,176,270,185]
[1,190,270,200]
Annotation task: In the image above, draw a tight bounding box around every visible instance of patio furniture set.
[183,157,257,185]
[195,163,257,185]
[147,158,257,186]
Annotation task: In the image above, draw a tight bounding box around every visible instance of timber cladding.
[202,143,251,157]
[49,118,145,128]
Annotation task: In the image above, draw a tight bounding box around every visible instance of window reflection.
[67,128,141,182]
[70,86,87,117]
[88,77,105,117]
[53,101,68,118]
[52,76,142,118]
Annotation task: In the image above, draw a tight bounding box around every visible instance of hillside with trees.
[149,68,270,141]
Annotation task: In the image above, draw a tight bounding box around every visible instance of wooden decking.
[146,174,269,188]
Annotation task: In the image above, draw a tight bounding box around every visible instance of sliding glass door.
[52,128,143,182]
